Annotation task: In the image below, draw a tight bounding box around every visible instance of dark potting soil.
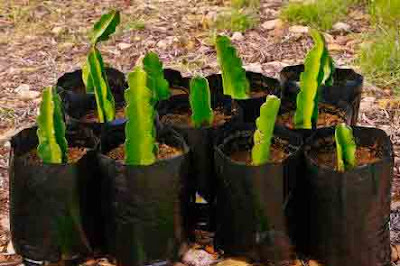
[250,89,269,98]
[107,143,183,162]
[229,138,291,164]
[308,137,381,170]
[161,108,232,128]
[276,103,345,129]
[24,147,87,165]
[81,107,125,123]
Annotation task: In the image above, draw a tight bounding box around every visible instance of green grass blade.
[189,76,214,128]
[125,66,157,166]
[87,46,115,123]
[37,87,66,164]
[143,52,170,101]
[82,62,94,93]
[91,10,120,45]
[251,95,281,165]
[335,123,356,172]
[294,29,327,129]
[216,35,250,100]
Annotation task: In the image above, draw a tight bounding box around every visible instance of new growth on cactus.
[82,10,121,123]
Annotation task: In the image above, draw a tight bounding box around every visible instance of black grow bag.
[56,67,128,134]
[9,126,98,263]
[164,68,190,95]
[214,125,303,263]
[207,71,281,123]
[280,65,363,125]
[98,125,190,266]
[157,94,241,205]
[301,126,393,265]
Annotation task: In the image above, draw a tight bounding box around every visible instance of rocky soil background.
[0,0,399,265]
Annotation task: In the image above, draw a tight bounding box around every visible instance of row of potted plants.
[9,10,392,266]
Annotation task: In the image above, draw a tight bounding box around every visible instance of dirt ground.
[1,0,400,265]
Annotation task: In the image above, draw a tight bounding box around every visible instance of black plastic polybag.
[9,126,98,263]
[214,125,303,263]
[98,125,190,266]
[56,67,127,134]
[157,94,241,204]
[280,65,363,125]
[301,127,393,265]
[207,71,281,123]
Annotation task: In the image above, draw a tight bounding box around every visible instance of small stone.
[231,32,244,41]
[52,26,64,35]
[289,25,309,34]
[157,39,168,49]
[333,22,351,32]
[15,84,30,92]
[117,42,132,50]
[15,84,40,100]
[243,63,263,73]
[261,19,281,31]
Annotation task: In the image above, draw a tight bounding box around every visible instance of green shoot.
[86,46,115,123]
[37,87,68,164]
[91,10,121,45]
[143,52,170,102]
[216,35,250,100]
[251,95,281,165]
[294,29,334,129]
[189,76,214,128]
[335,123,357,172]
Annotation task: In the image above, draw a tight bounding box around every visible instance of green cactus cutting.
[37,87,68,164]
[216,35,250,100]
[143,52,170,102]
[251,95,281,165]
[294,29,335,129]
[335,123,357,172]
[189,76,214,128]
[124,66,157,166]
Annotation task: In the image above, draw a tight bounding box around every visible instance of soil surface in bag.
[214,125,303,264]
[206,71,281,123]
[158,94,240,205]
[80,107,126,124]
[301,127,393,266]
[280,64,363,125]
[276,103,348,130]
[98,125,190,266]
[9,126,98,263]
